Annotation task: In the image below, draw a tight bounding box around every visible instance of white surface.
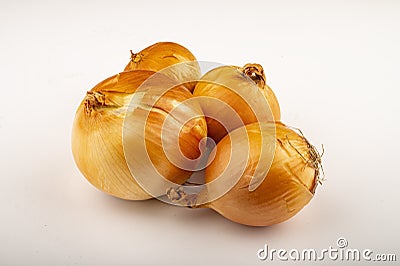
[1,1,399,265]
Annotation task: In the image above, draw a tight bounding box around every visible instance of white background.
[1,0,399,265]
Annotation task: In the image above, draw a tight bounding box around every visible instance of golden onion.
[124,42,201,91]
[193,63,281,142]
[72,70,207,200]
[167,122,322,226]
[202,122,321,226]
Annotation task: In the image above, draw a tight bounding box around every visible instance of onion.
[167,122,322,226]
[202,122,321,226]
[124,42,201,91]
[193,63,281,142]
[72,70,207,200]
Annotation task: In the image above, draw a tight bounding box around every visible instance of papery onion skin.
[239,63,281,120]
[193,64,281,142]
[203,122,319,226]
[124,42,201,92]
[72,70,207,200]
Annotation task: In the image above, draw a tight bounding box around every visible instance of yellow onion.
[72,70,207,200]
[167,122,322,226]
[124,42,201,91]
[200,122,321,226]
[193,63,281,143]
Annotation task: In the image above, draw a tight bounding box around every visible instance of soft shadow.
[82,190,295,238]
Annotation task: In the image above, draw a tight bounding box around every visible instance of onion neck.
[130,50,142,64]
[241,63,266,90]
[84,91,106,115]
[84,91,122,115]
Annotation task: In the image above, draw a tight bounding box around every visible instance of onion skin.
[240,63,281,121]
[203,122,319,226]
[72,70,207,200]
[124,42,201,92]
[193,64,281,142]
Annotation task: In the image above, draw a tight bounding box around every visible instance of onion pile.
[72,42,323,226]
